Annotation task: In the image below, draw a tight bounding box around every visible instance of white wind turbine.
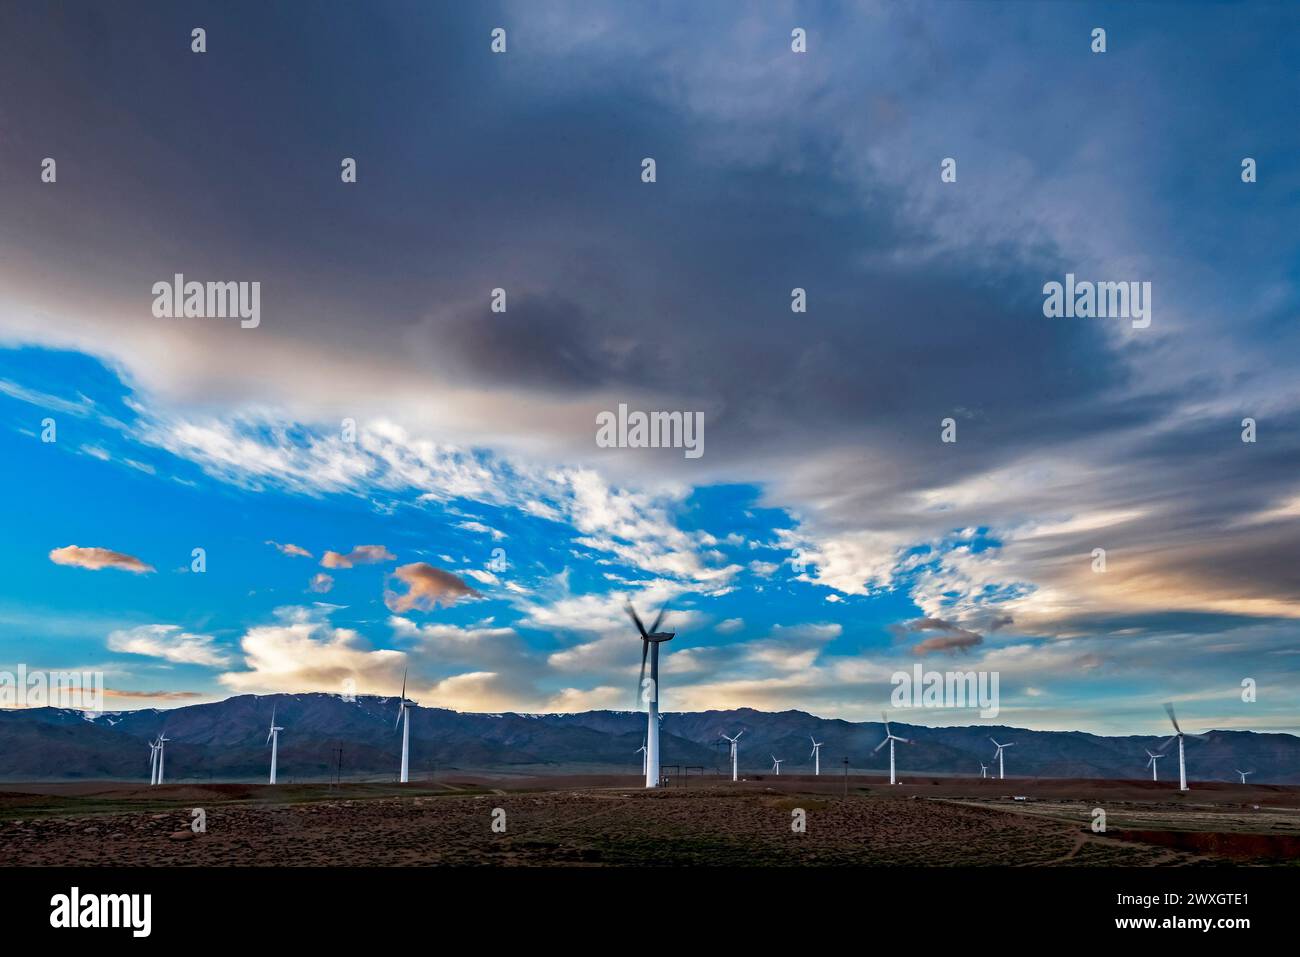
[1159,702,1199,792]
[627,603,674,789]
[154,731,169,785]
[770,755,784,775]
[148,739,161,786]
[394,669,417,783]
[266,704,284,785]
[990,738,1014,780]
[809,736,824,775]
[1145,749,1164,782]
[1236,769,1254,785]
[636,738,647,777]
[979,762,988,780]
[874,712,911,785]
[721,731,743,782]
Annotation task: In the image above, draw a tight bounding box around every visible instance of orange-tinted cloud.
[321,544,396,568]
[309,572,334,593]
[384,563,482,613]
[104,689,203,700]
[49,545,154,574]
[893,616,984,656]
[267,540,313,558]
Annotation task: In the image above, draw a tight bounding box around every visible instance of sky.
[1,1,1297,735]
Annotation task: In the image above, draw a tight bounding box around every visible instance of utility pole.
[333,747,343,787]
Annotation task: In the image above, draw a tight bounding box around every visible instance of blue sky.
[0,2,1297,734]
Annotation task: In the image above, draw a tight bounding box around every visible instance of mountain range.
[2,694,1297,783]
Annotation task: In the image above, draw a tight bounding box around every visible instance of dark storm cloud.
[2,0,1299,637]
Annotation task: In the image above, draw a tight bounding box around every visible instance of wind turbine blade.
[873,739,888,753]
[394,703,403,730]
[896,737,912,745]
[736,730,743,739]
[989,737,1000,747]
[648,606,667,634]
[400,668,407,702]
[1163,701,1181,734]
[625,603,650,640]
[1158,734,1177,752]
[637,638,650,705]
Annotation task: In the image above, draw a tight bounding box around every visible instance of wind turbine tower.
[721,731,743,782]
[627,604,674,788]
[148,739,160,786]
[809,735,824,775]
[771,755,784,775]
[980,762,988,779]
[1159,702,1198,792]
[874,712,911,785]
[394,670,417,783]
[990,738,1014,780]
[1145,749,1164,782]
[155,732,169,785]
[266,704,284,785]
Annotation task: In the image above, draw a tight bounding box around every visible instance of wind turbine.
[771,755,784,775]
[636,738,647,777]
[874,712,911,785]
[1145,749,1164,782]
[266,704,284,785]
[990,738,1014,780]
[394,669,417,783]
[1236,769,1254,785]
[1159,702,1198,792]
[627,603,674,789]
[979,762,988,780]
[809,736,824,775]
[148,739,160,786]
[721,731,743,782]
[154,731,169,785]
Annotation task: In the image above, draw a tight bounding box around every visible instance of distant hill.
[2,695,1297,783]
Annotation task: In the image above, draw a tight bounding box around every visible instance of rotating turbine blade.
[637,638,650,706]
[1158,734,1177,752]
[648,606,667,634]
[873,738,888,753]
[625,603,650,640]
[1163,702,1181,734]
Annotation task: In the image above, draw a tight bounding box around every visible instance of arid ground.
[3,775,1297,866]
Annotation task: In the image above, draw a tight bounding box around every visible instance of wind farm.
[4,687,1298,868]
